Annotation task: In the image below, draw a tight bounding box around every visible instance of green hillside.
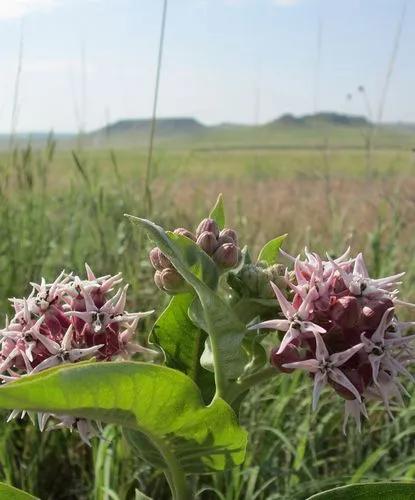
[86,112,414,150]
[0,112,413,151]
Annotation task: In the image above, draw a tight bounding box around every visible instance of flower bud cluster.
[250,248,415,432]
[0,265,154,444]
[150,218,241,294]
[230,262,286,299]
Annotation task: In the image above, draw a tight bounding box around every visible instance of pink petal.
[343,399,367,434]
[297,288,318,319]
[113,285,128,315]
[100,273,123,294]
[314,331,329,361]
[80,286,98,313]
[30,315,45,334]
[277,326,301,354]
[270,282,296,320]
[61,325,74,351]
[248,319,290,332]
[37,412,50,432]
[282,359,319,373]
[294,258,307,286]
[371,273,405,286]
[372,307,395,343]
[330,343,364,367]
[85,263,96,281]
[279,248,296,263]
[65,311,92,323]
[368,353,383,384]
[33,331,60,354]
[329,368,361,402]
[68,344,104,362]
[386,355,415,383]
[312,370,327,411]
[353,253,369,278]
[31,356,60,374]
[76,420,93,446]
[300,321,326,335]
[386,334,415,346]
[334,247,351,264]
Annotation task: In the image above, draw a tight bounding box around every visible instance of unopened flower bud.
[239,265,261,294]
[196,231,218,255]
[232,263,284,298]
[271,343,301,373]
[213,243,240,269]
[330,295,362,329]
[174,227,196,241]
[149,247,172,271]
[149,248,163,271]
[155,268,187,294]
[218,228,238,246]
[196,218,219,239]
[154,270,164,289]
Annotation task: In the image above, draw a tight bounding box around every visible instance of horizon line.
[0,111,414,136]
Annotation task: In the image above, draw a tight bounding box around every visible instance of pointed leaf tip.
[0,482,38,499]
[258,234,288,265]
[209,193,225,229]
[124,214,147,224]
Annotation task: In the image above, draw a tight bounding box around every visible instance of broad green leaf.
[151,293,215,402]
[0,362,247,473]
[306,482,415,499]
[208,193,225,229]
[127,217,249,384]
[189,299,249,379]
[0,483,37,500]
[257,234,287,265]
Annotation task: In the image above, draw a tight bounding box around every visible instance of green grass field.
[1,122,415,499]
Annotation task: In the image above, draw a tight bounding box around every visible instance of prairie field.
[1,127,415,499]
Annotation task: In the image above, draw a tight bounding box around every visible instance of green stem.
[203,307,228,400]
[225,366,276,404]
[152,436,191,500]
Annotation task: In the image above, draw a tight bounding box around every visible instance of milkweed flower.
[249,248,415,432]
[0,265,154,445]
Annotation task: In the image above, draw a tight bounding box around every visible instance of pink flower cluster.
[251,249,415,432]
[0,265,154,444]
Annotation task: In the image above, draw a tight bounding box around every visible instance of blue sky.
[0,0,413,132]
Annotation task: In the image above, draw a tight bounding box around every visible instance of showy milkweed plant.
[0,194,414,500]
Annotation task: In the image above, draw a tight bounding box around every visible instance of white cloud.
[272,0,300,6]
[0,0,60,20]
